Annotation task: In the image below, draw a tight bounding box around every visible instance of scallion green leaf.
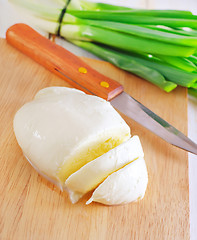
[76,19,197,47]
[61,24,196,57]
[67,10,197,28]
[156,55,197,72]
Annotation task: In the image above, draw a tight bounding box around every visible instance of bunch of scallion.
[10,0,197,95]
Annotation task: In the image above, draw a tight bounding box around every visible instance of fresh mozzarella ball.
[13,87,130,185]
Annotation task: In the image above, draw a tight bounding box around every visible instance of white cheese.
[65,136,144,203]
[13,87,130,185]
[86,157,148,205]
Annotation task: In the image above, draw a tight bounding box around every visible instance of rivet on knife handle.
[6,23,123,101]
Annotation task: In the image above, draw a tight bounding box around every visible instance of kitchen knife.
[6,23,197,155]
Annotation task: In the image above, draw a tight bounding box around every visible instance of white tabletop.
[1,0,197,239]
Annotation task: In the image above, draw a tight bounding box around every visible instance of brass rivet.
[78,67,87,74]
[100,81,110,88]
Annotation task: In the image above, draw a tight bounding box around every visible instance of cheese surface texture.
[13,87,130,184]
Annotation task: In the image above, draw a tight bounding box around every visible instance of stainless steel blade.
[110,92,197,155]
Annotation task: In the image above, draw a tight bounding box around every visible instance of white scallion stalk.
[63,14,78,24]
[26,15,59,34]
[61,25,91,41]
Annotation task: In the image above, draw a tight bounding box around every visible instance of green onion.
[22,0,197,43]
[156,55,197,72]
[146,25,197,37]
[188,55,197,65]
[68,0,132,11]
[121,52,197,87]
[61,24,196,57]
[67,10,197,28]
[68,9,195,18]
[10,0,197,28]
[176,27,197,35]
[9,0,60,21]
[74,19,197,47]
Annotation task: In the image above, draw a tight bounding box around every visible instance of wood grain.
[0,39,189,240]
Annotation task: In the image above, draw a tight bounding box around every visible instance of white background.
[0,0,197,239]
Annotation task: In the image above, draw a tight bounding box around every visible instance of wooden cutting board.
[0,39,189,240]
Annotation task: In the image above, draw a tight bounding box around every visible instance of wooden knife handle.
[6,23,123,101]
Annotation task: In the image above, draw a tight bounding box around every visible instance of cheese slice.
[86,157,148,205]
[13,87,130,185]
[65,136,144,203]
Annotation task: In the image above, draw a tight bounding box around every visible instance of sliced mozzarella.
[65,136,144,203]
[86,157,148,205]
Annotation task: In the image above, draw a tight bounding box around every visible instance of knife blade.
[6,23,197,155]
